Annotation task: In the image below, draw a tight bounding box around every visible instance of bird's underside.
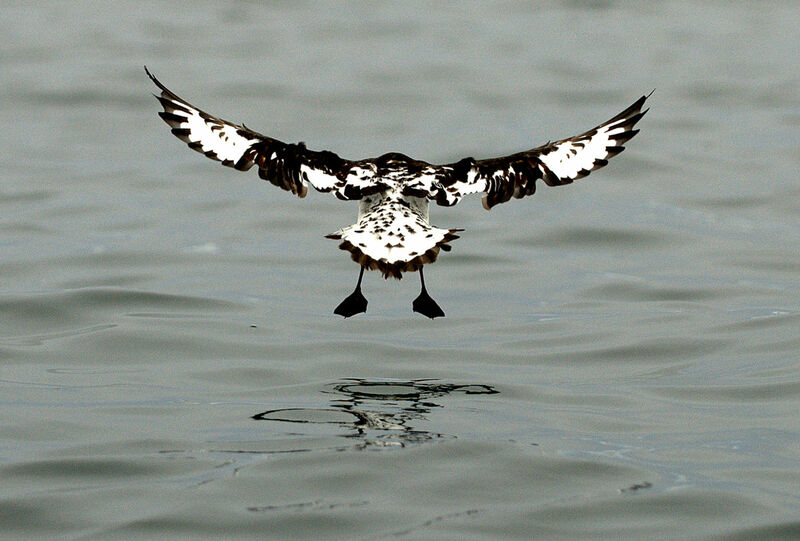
[146,67,650,318]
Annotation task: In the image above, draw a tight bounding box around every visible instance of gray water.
[2,1,799,539]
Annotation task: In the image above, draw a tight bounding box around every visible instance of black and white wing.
[146,67,382,200]
[429,93,650,209]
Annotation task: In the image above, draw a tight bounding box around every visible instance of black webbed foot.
[335,266,368,318]
[334,288,368,318]
[412,267,445,319]
[412,289,445,319]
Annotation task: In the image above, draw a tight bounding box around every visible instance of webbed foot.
[334,289,368,318]
[412,289,445,319]
[412,268,445,319]
[335,266,368,318]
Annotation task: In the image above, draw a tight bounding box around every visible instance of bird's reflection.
[252,379,498,449]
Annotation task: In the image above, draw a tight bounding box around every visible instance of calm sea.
[2,1,799,539]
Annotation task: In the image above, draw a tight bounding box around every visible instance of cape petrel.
[146,67,649,318]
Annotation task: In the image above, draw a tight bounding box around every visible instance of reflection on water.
[253,379,498,449]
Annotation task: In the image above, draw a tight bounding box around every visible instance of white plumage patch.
[342,164,381,192]
[148,71,259,167]
[148,67,649,279]
[398,167,442,197]
[170,102,256,165]
[299,163,339,191]
[537,118,627,180]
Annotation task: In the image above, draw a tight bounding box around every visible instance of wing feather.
[146,67,374,199]
[432,93,651,209]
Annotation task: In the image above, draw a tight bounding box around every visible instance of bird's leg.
[412,267,445,319]
[334,266,368,318]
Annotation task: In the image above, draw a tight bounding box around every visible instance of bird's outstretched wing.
[146,67,382,200]
[424,94,650,209]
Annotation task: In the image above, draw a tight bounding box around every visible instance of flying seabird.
[146,67,649,319]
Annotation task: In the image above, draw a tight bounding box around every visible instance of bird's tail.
[325,199,461,279]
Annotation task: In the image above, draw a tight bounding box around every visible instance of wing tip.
[144,65,165,91]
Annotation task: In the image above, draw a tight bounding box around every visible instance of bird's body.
[325,153,462,280]
[146,67,649,318]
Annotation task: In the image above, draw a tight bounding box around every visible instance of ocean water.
[2,1,799,539]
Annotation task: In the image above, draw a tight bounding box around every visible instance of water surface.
[2,2,799,539]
